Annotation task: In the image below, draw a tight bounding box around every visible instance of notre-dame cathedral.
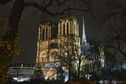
[36,16,80,79]
[36,16,105,80]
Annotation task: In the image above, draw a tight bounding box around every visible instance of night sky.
[0,0,126,64]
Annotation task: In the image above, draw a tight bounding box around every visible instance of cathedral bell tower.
[58,17,79,37]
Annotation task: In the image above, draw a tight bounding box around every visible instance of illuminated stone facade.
[36,17,80,79]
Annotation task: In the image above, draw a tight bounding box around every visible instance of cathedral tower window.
[67,22,69,35]
[63,23,65,36]
[42,28,44,40]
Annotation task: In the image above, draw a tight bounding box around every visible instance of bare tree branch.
[82,0,95,19]
[55,0,68,5]
[102,3,126,24]
[105,44,126,57]
[0,0,11,5]
[24,2,89,16]
[24,2,45,10]
[46,0,53,8]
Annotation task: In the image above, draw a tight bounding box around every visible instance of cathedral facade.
[36,16,80,79]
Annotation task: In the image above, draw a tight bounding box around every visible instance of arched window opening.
[46,28,48,39]
[42,28,44,40]
[67,22,69,35]
[63,23,65,36]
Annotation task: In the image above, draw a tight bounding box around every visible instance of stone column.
[36,42,39,63]
[47,26,49,39]
[71,21,73,34]
[41,27,43,40]
[38,27,41,40]
[61,22,63,36]
[65,22,67,35]
[74,21,76,35]
[77,23,79,36]
[68,22,70,34]
[49,27,51,39]
[58,23,60,37]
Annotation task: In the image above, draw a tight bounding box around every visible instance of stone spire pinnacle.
[82,16,87,44]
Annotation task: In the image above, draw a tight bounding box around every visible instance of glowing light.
[100,58,105,67]
[85,74,91,80]
[46,68,57,80]
[64,73,69,82]
[13,77,18,80]
[44,76,48,80]
[99,80,103,84]
[13,77,30,82]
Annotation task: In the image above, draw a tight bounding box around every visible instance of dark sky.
[1,0,126,64]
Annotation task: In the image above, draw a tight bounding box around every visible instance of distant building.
[8,64,35,82]
[36,16,80,79]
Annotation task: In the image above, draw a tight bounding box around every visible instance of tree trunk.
[0,0,25,83]
[2,0,25,41]
[0,53,11,84]
[77,61,81,78]
[68,65,72,80]
[68,56,72,80]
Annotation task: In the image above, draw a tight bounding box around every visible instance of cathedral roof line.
[39,16,79,29]
[59,16,78,22]
[39,21,57,29]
